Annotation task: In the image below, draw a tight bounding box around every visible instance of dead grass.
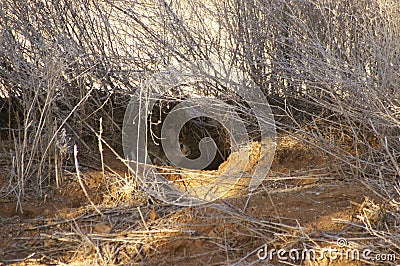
[0,134,398,265]
[0,0,399,265]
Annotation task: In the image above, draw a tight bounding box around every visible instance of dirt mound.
[0,134,391,265]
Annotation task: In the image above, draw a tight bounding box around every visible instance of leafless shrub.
[0,0,399,264]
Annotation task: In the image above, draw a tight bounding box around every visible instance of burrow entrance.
[147,98,232,170]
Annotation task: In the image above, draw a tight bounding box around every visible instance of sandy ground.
[0,134,384,265]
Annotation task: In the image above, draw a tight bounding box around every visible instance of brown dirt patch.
[0,135,388,265]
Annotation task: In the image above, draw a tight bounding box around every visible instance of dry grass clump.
[0,0,399,264]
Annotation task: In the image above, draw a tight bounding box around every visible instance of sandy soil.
[0,134,384,265]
